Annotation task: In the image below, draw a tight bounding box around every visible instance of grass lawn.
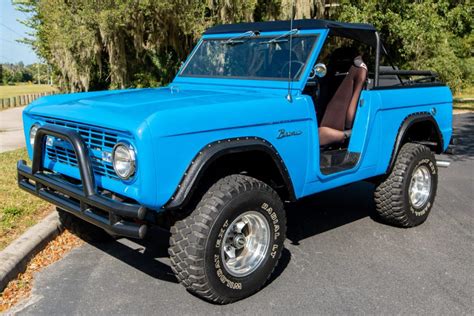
[0,148,51,250]
[455,86,474,99]
[454,86,473,110]
[453,102,474,110]
[0,84,57,99]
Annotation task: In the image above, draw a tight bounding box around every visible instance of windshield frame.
[175,29,327,89]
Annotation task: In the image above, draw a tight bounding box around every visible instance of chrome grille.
[44,118,121,180]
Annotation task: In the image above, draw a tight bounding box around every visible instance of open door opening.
[304,35,371,175]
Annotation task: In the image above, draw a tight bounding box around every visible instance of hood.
[25,86,309,137]
[24,88,225,127]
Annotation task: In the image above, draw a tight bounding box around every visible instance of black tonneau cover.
[205,19,377,47]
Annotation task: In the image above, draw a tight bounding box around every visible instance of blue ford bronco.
[18,19,452,303]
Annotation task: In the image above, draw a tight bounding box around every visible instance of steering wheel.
[280,61,305,78]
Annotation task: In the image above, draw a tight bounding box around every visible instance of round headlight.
[112,143,136,180]
[29,124,40,147]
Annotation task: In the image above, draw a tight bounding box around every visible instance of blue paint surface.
[22,27,453,211]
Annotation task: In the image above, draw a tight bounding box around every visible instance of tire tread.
[374,143,436,227]
[169,174,285,304]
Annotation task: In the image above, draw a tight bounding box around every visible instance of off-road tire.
[169,175,286,304]
[374,143,438,227]
[57,208,113,242]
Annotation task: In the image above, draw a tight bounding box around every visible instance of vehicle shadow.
[286,181,375,245]
[87,180,375,285]
[91,226,178,283]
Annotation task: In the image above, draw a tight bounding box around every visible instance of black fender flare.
[386,112,443,173]
[164,137,296,210]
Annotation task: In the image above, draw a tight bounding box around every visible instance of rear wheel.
[374,143,438,227]
[169,175,286,304]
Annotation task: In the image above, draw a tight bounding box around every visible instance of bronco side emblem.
[277,129,302,139]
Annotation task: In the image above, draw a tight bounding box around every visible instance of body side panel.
[373,86,452,175]
[149,94,314,208]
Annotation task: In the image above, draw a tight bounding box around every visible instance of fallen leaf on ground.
[0,230,83,312]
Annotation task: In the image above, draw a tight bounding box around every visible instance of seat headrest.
[329,47,358,63]
[354,56,368,71]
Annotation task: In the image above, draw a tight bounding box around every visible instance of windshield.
[179,35,319,81]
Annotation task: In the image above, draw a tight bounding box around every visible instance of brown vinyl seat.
[318,56,368,146]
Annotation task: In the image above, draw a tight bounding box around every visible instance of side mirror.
[309,63,327,79]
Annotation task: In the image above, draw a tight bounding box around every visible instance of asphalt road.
[12,114,473,315]
[0,106,26,153]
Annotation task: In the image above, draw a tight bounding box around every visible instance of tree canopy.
[13,0,473,92]
[0,62,51,85]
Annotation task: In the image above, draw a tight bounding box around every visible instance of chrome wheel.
[409,165,432,208]
[221,211,270,277]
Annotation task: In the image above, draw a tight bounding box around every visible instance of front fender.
[163,137,296,210]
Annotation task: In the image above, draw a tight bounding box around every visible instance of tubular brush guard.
[17,125,147,239]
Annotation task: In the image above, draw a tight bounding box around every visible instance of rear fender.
[387,112,443,173]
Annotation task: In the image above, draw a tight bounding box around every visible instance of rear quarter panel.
[371,85,453,174]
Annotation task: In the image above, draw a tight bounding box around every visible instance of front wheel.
[374,143,438,227]
[169,175,286,304]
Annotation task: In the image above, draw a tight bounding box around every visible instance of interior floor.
[320,148,360,175]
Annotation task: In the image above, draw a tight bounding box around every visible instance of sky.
[0,0,39,64]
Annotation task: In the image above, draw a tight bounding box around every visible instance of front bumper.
[17,125,147,239]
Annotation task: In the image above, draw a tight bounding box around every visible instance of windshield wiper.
[221,31,258,45]
[260,29,299,45]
